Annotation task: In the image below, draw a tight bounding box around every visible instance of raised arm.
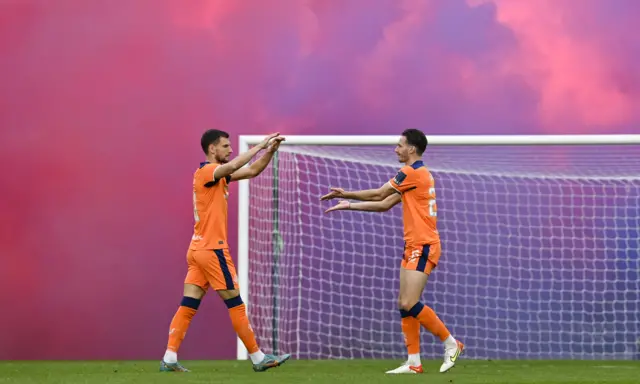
[320,182,397,202]
[213,132,280,181]
[229,136,285,181]
[324,193,401,213]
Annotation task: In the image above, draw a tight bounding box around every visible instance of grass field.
[1,360,639,384]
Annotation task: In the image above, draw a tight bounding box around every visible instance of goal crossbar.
[239,134,640,146]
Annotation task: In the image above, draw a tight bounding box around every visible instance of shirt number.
[428,187,437,217]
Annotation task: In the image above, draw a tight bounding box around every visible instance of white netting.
[245,143,640,360]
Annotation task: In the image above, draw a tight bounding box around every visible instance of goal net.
[238,135,640,360]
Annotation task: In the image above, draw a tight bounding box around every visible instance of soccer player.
[160,130,291,373]
[321,129,463,374]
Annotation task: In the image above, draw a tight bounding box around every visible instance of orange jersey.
[189,162,230,250]
[389,160,440,246]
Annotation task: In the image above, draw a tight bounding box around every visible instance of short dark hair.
[201,129,229,154]
[402,129,427,155]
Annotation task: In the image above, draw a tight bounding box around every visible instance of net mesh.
[245,144,640,360]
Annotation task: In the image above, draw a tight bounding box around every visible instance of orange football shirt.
[389,160,440,246]
[189,162,230,250]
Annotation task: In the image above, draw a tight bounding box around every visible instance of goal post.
[236,134,640,361]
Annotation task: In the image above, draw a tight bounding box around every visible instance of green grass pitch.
[1,360,639,383]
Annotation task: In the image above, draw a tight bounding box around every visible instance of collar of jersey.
[411,160,424,169]
[199,161,210,168]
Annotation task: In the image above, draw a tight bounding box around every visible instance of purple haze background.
[0,0,639,360]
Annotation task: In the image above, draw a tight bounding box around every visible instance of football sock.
[165,297,200,362]
[249,351,266,364]
[443,334,458,350]
[224,296,263,363]
[408,302,451,342]
[408,353,421,366]
[163,350,178,364]
[400,309,421,359]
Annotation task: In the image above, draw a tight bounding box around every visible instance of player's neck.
[405,156,422,167]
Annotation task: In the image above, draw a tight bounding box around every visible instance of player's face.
[395,137,411,163]
[212,137,233,163]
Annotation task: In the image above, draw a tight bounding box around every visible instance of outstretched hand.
[324,200,350,213]
[259,132,281,149]
[320,187,346,201]
[267,136,285,153]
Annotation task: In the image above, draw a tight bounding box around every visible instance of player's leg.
[400,310,421,366]
[386,245,424,374]
[216,288,290,372]
[161,284,205,371]
[161,250,209,372]
[198,249,290,372]
[400,244,463,373]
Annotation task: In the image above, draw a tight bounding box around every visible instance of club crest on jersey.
[394,171,407,185]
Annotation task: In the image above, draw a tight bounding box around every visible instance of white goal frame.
[235,133,640,360]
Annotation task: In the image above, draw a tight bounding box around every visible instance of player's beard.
[216,154,230,164]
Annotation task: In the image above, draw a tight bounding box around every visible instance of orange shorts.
[184,248,239,291]
[401,242,441,275]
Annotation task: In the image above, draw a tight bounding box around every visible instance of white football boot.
[385,360,423,374]
[439,340,465,373]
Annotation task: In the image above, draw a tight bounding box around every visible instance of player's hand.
[324,200,350,213]
[259,132,281,149]
[267,136,285,153]
[320,187,346,201]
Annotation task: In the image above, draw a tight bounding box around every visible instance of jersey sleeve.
[389,166,418,193]
[201,164,231,187]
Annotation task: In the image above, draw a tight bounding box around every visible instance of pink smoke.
[0,0,638,359]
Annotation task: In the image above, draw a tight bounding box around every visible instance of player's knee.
[398,298,418,311]
[183,283,206,299]
[216,289,240,301]
[217,289,243,308]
